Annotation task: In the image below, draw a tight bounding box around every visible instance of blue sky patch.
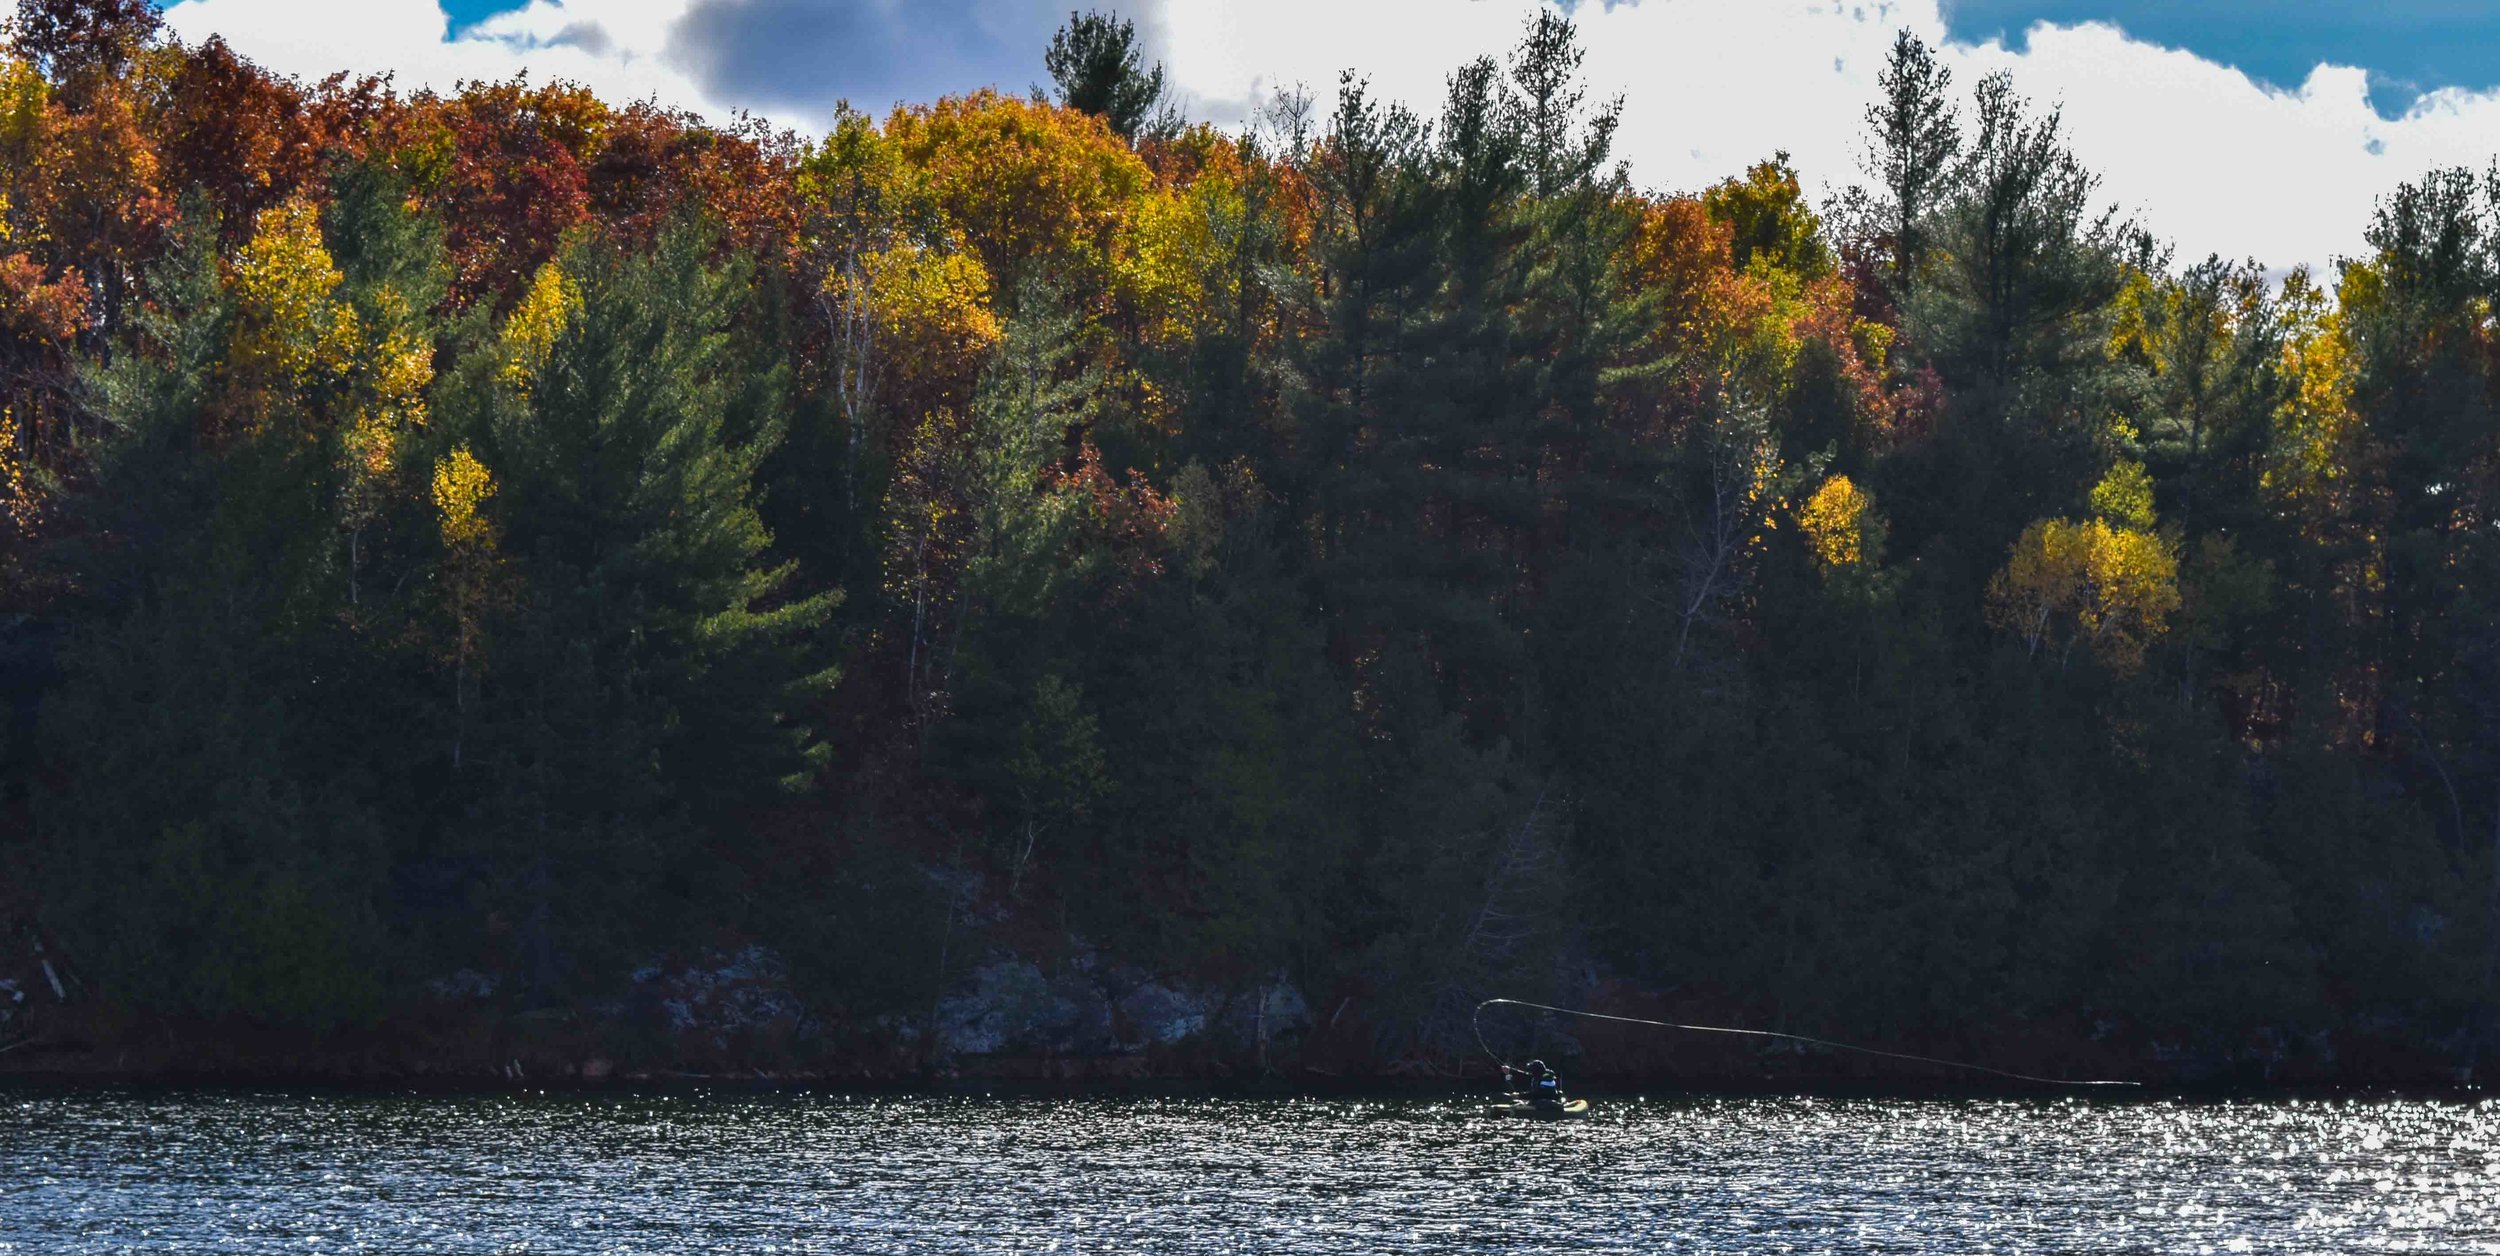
[1942,1,2500,118]
[441,0,530,36]
[435,2,2498,122]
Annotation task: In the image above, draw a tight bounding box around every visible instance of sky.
[154,0,2500,274]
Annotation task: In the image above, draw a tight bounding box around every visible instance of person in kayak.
[1504,1059,1565,1111]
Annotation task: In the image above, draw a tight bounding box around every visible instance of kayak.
[1499,1098,1590,1119]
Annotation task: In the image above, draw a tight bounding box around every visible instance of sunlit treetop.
[881,89,1152,300]
[1704,153,1835,283]
[226,198,354,396]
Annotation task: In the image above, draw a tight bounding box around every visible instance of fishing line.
[1473,997,2140,1088]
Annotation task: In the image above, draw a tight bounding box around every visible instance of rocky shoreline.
[1,965,2480,1093]
[4,898,2478,1090]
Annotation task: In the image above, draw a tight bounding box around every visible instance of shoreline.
[2,1053,2482,1101]
[1,1072,2485,1103]
[3,1002,2473,1095]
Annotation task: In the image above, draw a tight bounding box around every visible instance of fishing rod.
[1472,997,2141,1088]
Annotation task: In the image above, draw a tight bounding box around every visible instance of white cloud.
[161,0,714,109]
[1161,0,2500,272]
[160,0,2500,273]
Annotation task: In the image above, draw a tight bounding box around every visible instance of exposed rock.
[1225,978,1312,1052]
[635,945,802,1041]
[871,1011,925,1045]
[935,961,1037,1055]
[1047,968,1119,1053]
[935,959,1116,1056]
[1118,980,1216,1048]
[925,952,1315,1061]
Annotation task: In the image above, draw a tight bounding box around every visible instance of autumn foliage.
[0,4,2489,1082]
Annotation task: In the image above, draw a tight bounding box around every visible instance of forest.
[0,0,2493,1082]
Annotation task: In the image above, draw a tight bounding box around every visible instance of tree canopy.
[0,5,2486,1082]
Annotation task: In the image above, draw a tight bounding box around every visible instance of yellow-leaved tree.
[338,281,436,611]
[880,89,1151,290]
[225,199,357,420]
[858,240,1002,392]
[230,199,442,609]
[432,445,501,769]
[1797,473,1882,573]
[2087,458,2156,530]
[499,257,582,395]
[0,405,29,536]
[1119,159,1241,347]
[1986,461,2181,673]
[2262,266,2377,633]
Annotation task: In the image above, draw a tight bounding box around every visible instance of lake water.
[0,1089,2492,1252]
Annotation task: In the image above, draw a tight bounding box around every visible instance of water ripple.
[0,1091,2490,1253]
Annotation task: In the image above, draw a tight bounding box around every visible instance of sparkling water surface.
[1,1089,2492,1252]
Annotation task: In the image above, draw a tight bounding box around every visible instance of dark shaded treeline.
[0,1,2492,1081]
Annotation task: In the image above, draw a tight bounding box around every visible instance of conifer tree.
[1044,9,1168,140]
[1860,29,1960,298]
